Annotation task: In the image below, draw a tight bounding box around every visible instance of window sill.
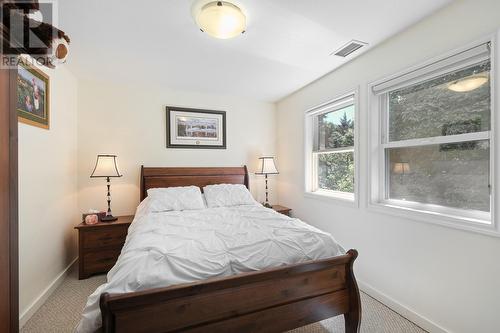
[304,190,357,207]
[368,200,499,238]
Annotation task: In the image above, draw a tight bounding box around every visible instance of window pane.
[389,60,490,141]
[317,105,354,149]
[317,151,354,193]
[388,140,490,212]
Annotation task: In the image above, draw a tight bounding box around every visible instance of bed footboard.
[100,249,361,333]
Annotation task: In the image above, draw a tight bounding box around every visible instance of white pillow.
[203,184,257,208]
[146,186,205,211]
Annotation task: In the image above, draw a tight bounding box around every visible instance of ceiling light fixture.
[194,1,246,39]
[447,75,489,92]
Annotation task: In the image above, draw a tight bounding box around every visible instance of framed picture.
[17,61,50,129]
[166,106,226,149]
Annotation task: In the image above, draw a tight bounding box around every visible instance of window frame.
[304,88,359,205]
[368,34,499,237]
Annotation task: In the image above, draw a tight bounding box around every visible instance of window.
[305,92,357,202]
[369,40,496,233]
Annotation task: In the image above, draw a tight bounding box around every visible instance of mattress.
[76,202,345,332]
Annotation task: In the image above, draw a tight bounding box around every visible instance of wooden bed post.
[100,292,114,333]
[243,165,249,190]
[140,165,145,202]
[344,249,361,333]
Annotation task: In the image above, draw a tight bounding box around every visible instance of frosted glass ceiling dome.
[194,1,246,39]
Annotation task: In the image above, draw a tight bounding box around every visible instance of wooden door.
[0,67,19,332]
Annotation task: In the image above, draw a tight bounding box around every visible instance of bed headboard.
[140,166,249,201]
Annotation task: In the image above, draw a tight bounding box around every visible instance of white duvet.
[76,202,344,333]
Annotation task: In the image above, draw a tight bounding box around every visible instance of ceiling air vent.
[332,40,367,57]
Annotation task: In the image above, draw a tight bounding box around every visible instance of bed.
[82,166,361,333]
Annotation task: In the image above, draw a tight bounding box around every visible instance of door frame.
[0,67,19,332]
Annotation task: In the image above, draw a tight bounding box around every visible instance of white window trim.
[304,88,360,206]
[367,33,500,237]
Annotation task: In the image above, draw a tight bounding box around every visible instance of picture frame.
[166,106,226,149]
[17,61,50,129]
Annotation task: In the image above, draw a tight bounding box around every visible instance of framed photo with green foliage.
[17,61,50,129]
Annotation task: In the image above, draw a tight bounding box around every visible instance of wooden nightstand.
[272,205,292,217]
[75,215,133,279]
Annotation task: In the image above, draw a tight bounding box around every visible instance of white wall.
[77,80,277,216]
[19,65,79,321]
[276,1,500,332]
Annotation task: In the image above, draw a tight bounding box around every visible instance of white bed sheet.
[76,202,345,333]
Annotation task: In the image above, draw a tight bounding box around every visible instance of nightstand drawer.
[82,226,128,249]
[83,248,121,274]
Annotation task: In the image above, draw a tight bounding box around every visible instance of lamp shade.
[255,157,279,175]
[90,154,122,178]
[393,162,410,175]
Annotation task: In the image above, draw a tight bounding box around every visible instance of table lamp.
[255,156,279,208]
[90,154,122,222]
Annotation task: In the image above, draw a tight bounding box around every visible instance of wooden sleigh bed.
[99,166,361,333]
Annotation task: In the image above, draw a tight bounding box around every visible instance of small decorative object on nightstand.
[90,154,122,222]
[255,156,279,208]
[272,205,292,217]
[75,215,133,279]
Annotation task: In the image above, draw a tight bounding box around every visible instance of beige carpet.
[21,267,426,333]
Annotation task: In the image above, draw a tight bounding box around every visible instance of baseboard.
[358,279,449,333]
[19,257,78,328]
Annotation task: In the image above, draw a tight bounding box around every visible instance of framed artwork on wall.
[17,61,50,129]
[166,106,226,149]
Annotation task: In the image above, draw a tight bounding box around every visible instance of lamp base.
[101,215,118,222]
[263,203,272,208]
